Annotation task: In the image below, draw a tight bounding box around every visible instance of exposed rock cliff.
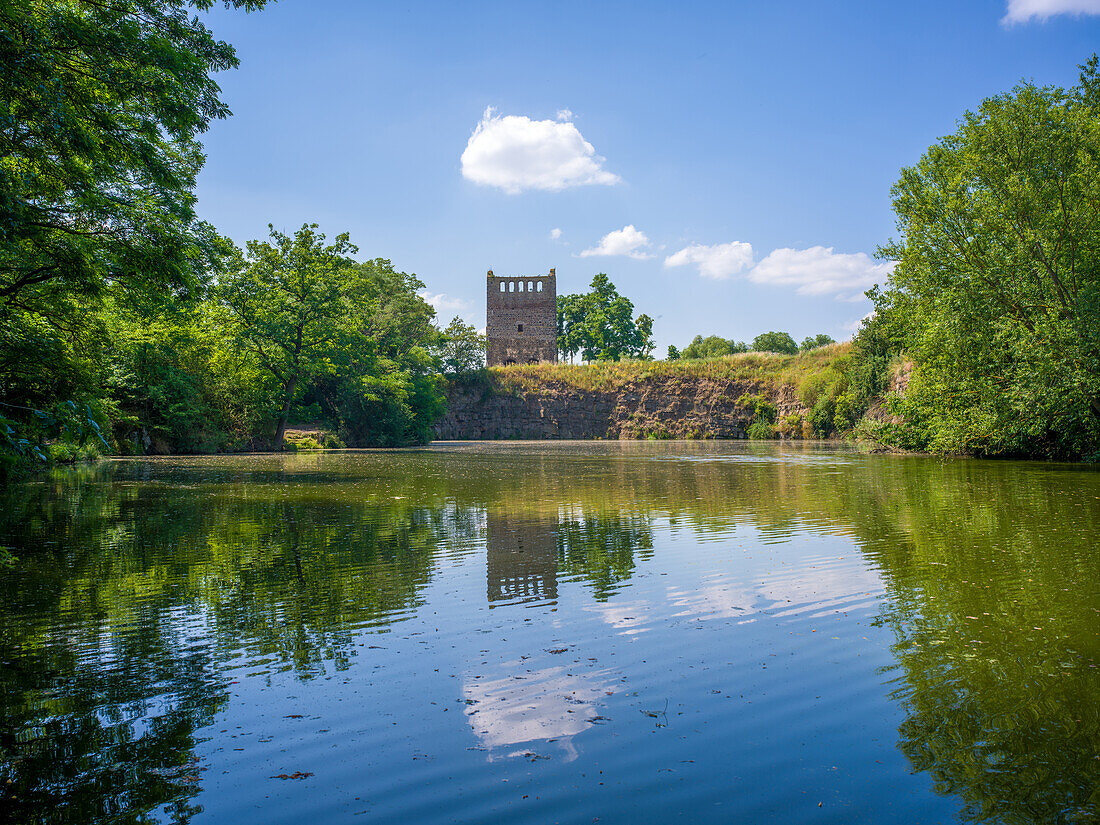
[434,373,815,440]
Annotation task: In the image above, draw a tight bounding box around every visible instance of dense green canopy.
[680,335,748,359]
[556,274,654,362]
[1,0,268,309]
[872,55,1100,458]
[751,330,798,355]
[436,317,486,376]
[0,1,452,468]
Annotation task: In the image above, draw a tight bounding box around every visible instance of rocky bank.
[433,374,815,440]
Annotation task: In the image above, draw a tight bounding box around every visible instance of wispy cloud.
[460,108,620,194]
[1002,0,1100,23]
[550,227,562,240]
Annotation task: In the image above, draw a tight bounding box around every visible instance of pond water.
[1,441,1098,824]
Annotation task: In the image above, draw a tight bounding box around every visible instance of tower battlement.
[486,268,558,366]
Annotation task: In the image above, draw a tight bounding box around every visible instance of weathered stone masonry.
[433,376,813,440]
[486,269,558,367]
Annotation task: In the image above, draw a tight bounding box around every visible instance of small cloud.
[1002,0,1100,23]
[418,290,474,319]
[556,109,574,121]
[460,107,620,194]
[579,225,653,260]
[844,311,875,334]
[550,228,562,240]
[749,246,893,300]
[664,241,754,280]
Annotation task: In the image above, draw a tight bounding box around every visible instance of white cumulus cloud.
[664,241,755,280]
[749,246,893,300]
[1003,0,1100,22]
[550,227,562,240]
[579,225,653,259]
[418,290,473,319]
[460,107,620,194]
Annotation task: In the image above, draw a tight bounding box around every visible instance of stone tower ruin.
[486,268,558,367]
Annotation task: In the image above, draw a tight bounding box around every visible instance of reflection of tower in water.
[486,514,558,606]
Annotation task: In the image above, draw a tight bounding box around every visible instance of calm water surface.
[1,441,1098,824]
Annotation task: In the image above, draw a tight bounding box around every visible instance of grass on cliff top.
[487,342,852,394]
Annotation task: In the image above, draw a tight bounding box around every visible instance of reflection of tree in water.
[204,501,444,676]
[0,604,225,825]
[0,528,227,825]
[477,447,1100,822]
[863,466,1100,825]
[556,508,653,601]
[484,507,655,606]
[0,463,461,824]
[885,625,1100,824]
[3,449,1100,823]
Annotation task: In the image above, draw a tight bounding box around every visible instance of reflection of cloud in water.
[588,556,884,633]
[668,557,884,621]
[666,581,758,621]
[462,663,615,760]
[584,599,651,635]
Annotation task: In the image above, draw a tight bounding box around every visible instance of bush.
[46,442,102,464]
[833,391,865,432]
[747,420,777,439]
[799,364,846,409]
[737,393,777,424]
[777,413,803,439]
[282,431,346,451]
[809,397,836,437]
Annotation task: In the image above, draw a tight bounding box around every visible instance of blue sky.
[196,0,1100,351]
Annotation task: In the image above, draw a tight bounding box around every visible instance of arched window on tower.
[536,281,543,292]
[500,281,506,292]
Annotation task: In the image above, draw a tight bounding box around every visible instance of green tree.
[0,0,268,310]
[318,258,444,447]
[751,331,798,354]
[875,55,1100,457]
[634,313,655,359]
[438,317,486,375]
[666,345,681,361]
[0,0,268,468]
[217,224,360,446]
[556,293,586,363]
[800,334,836,351]
[556,274,655,362]
[681,335,748,359]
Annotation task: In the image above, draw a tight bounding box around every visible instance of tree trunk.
[274,376,298,449]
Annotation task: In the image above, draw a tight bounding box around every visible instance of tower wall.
[486,270,558,367]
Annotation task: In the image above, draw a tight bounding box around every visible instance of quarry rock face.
[433,374,815,440]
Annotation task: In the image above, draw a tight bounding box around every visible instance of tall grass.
[488,342,852,395]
